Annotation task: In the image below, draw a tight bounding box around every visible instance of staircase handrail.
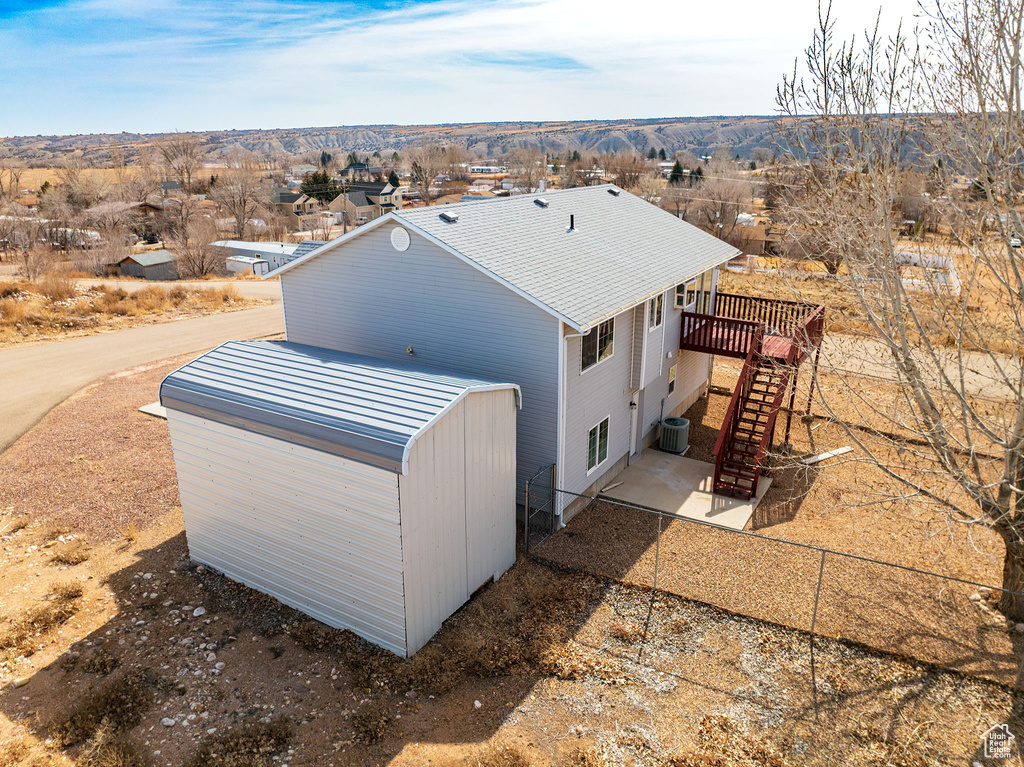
[713,324,764,462]
[753,344,799,468]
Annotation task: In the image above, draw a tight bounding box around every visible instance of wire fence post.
[638,511,663,666]
[809,549,826,722]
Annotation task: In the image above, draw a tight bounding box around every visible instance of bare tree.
[778,0,1024,616]
[172,211,220,278]
[603,152,652,189]
[159,134,204,194]
[507,147,545,193]
[405,144,446,203]
[0,161,24,203]
[210,149,267,239]
[632,174,663,203]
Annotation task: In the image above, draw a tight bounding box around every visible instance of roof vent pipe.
[569,214,575,231]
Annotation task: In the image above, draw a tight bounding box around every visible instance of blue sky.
[0,0,921,137]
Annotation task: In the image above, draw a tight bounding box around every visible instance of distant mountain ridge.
[0,116,782,165]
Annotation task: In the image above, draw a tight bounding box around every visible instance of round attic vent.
[390,226,411,252]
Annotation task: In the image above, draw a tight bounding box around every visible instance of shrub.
[350,700,392,744]
[0,298,27,324]
[38,274,78,302]
[183,719,291,767]
[51,670,150,746]
[50,540,91,566]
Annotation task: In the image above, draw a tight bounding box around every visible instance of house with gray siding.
[267,185,739,518]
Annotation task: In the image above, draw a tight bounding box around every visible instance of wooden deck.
[679,293,825,363]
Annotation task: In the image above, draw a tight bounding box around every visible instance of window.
[587,417,610,472]
[581,319,614,371]
[648,294,664,330]
[668,364,677,394]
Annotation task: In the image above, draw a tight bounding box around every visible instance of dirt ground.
[1,360,1022,766]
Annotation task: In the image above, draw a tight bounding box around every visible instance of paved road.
[0,305,284,454]
[78,279,282,301]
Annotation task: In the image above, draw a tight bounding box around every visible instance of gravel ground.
[0,356,1020,765]
[536,361,1018,686]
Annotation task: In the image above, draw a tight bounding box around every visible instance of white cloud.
[0,0,924,135]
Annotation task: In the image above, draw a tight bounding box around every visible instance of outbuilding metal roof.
[159,340,519,474]
[120,249,175,267]
[267,185,739,331]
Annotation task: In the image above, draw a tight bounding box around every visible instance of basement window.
[587,417,610,473]
[668,364,677,394]
[581,319,614,372]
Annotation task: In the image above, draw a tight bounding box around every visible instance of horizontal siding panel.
[168,412,408,655]
[281,224,559,498]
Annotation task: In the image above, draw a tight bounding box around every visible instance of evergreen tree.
[748,161,757,171]
[647,148,657,159]
[658,148,667,161]
[570,150,581,163]
[301,170,341,204]
[668,160,685,185]
[688,166,704,186]
[319,150,333,167]
[387,170,400,187]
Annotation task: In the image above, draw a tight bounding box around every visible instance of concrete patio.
[598,450,770,531]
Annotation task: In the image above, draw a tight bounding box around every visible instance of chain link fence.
[531,488,1024,697]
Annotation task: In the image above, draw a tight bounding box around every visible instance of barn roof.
[159,340,519,474]
[266,185,739,331]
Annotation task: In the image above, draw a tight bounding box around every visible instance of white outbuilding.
[159,340,519,657]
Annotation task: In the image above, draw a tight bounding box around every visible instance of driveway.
[0,305,283,453]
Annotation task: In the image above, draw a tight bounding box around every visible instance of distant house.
[271,189,319,229]
[116,249,178,280]
[328,182,402,223]
[338,162,383,180]
[289,164,317,177]
[160,181,183,198]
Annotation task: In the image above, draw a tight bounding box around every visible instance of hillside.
[0,116,780,165]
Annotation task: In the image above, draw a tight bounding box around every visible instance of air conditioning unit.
[660,417,690,455]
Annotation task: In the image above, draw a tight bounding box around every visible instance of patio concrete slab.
[599,450,770,531]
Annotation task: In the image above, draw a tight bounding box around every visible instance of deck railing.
[713,324,764,468]
[680,292,825,361]
[715,292,820,336]
[680,311,761,355]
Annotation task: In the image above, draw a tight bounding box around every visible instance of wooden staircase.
[712,326,797,500]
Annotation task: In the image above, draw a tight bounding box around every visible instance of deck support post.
[784,363,798,445]
[805,345,822,415]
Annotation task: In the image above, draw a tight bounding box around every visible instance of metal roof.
[266,185,739,331]
[120,249,175,267]
[159,340,519,475]
[214,240,297,256]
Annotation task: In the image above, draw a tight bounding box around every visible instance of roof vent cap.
[534,197,549,208]
[608,188,621,196]
[439,211,459,223]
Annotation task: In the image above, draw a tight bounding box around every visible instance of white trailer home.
[266,185,741,518]
[160,340,519,657]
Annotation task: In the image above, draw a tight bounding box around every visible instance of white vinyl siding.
[563,310,633,494]
[280,224,558,497]
[167,411,407,655]
[399,390,516,654]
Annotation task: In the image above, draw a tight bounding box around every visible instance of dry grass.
[51,670,151,747]
[82,647,120,675]
[0,278,256,344]
[0,734,51,767]
[50,539,91,565]
[350,700,393,744]
[475,745,533,766]
[117,521,139,543]
[0,585,82,655]
[608,620,645,644]
[80,722,144,767]
[561,747,609,767]
[664,715,789,767]
[181,719,291,767]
